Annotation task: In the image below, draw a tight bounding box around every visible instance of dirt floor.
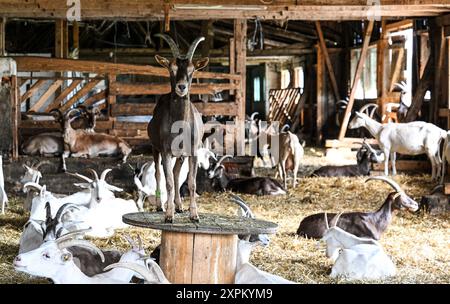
[0,148,449,284]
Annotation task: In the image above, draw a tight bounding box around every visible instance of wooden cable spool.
[123,212,278,284]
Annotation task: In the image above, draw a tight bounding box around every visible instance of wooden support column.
[234,19,246,155]
[229,38,235,96]
[73,21,79,57]
[316,44,325,144]
[0,58,18,159]
[315,21,339,102]
[0,17,5,56]
[107,73,117,130]
[55,20,68,58]
[11,75,19,160]
[377,20,389,118]
[430,22,446,124]
[338,20,374,140]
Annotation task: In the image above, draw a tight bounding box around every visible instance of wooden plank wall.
[14,56,242,150]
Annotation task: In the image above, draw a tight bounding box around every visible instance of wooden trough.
[123,212,278,284]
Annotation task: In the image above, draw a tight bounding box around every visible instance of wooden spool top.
[123,212,278,235]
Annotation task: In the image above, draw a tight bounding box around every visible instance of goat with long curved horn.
[154,33,181,58]
[365,176,403,193]
[186,37,206,61]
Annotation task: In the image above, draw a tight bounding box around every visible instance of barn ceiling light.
[173,5,265,10]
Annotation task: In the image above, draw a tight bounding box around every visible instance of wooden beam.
[234,19,247,155]
[388,48,405,92]
[73,20,79,56]
[229,38,235,96]
[11,75,19,159]
[83,90,107,107]
[20,80,48,104]
[0,2,448,20]
[385,19,414,33]
[44,79,82,112]
[13,56,240,80]
[60,79,102,113]
[29,80,63,112]
[315,21,340,102]
[338,20,374,140]
[110,101,238,117]
[404,59,432,122]
[325,137,379,149]
[377,20,389,119]
[316,44,325,144]
[0,17,5,56]
[110,82,238,96]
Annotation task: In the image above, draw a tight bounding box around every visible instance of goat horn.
[57,239,105,263]
[394,82,407,92]
[23,182,43,192]
[33,160,52,170]
[55,203,80,223]
[365,176,403,193]
[56,228,92,243]
[250,112,259,120]
[65,109,80,119]
[100,168,112,181]
[324,212,329,230]
[229,194,254,218]
[186,36,205,61]
[216,155,232,167]
[103,262,156,283]
[123,234,137,249]
[154,33,180,58]
[88,169,99,181]
[331,212,344,228]
[66,172,93,183]
[45,202,52,222]
[281,124,290,133]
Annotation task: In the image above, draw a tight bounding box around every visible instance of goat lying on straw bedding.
[319,213,396,280]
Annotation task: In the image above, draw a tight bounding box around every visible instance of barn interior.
[0,0,449,284]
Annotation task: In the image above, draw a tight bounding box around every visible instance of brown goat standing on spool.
[148,34,209,223]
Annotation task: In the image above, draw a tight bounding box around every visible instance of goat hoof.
[175,208,184,213]
[164,217,173,223]
[190,216,200,223]
[156,207,164,212]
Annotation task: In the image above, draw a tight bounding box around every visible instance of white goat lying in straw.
[234,239,296,284]
[14,230,152,284]
[25,168,137,238]
[65,168,139,238]
[134,146,215,210]
[319,213,396,280]
[0,155,7,214]
[349,111,447,180]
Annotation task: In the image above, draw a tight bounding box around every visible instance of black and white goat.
[311,141,381,177]
[209,163,286,196]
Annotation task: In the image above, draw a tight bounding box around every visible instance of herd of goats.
[0,35,448,284]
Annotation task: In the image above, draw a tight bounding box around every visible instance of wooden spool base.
[123,211,278,284]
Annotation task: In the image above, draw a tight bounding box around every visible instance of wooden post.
[73,21,79,56]
[229,38,236,97]
[315,21,340,102]
[11,75,19,160]
[234,19,247,156]
[338,20,374,140]
[316,44,325,144]
[107,73,117,132]
[377,20,389,119]
[55,20,66,58]
[430,22,445,124]
[160,231,237,284]
[0,58,17,158]
[0,17,5,56]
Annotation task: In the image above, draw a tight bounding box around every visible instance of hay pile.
[0,149,449,284]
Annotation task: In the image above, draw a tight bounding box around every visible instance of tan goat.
[61,109,132,171]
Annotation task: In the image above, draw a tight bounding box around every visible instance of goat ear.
[155,55,170,69]
[194,57,209,71]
